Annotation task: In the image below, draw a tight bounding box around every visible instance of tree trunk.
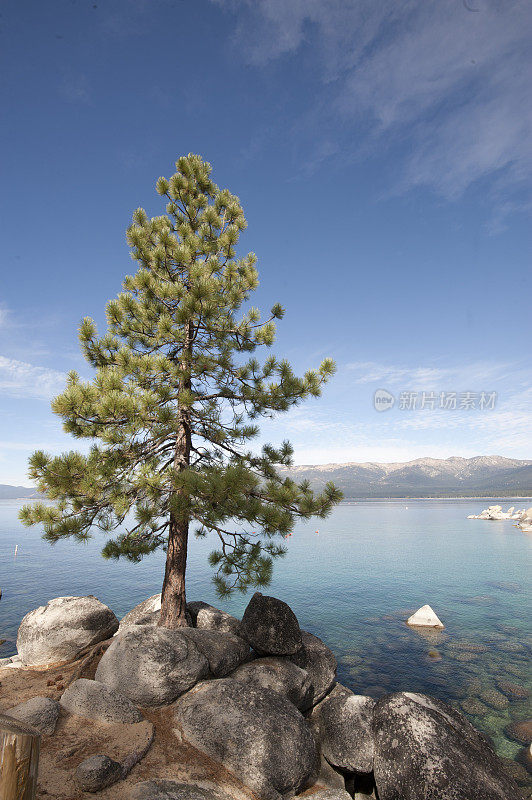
[158,319,193,629]
[158,513,189,627]
[0,713,40,800]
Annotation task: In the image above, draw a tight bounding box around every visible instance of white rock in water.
[407,605,444,629]
[467,504,520,521]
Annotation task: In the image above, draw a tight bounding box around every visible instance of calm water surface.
[1,498,531,766]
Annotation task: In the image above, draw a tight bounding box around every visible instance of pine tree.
[20,154,342,628]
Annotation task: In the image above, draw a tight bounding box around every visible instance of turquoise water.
[1,498,530,770]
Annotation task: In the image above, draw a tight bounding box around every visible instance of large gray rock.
[17,595,118,667]
[130,782,232,800]
[74,754,123,792]
[119,594,193,631]
[119,594,162,631]
[6,696,60,735]
[95,626,209,706]
[305,791,352,800]
[187,601,242,637]
[292,631,337,708]
[60,678,143,724]
[230,656,312,710]
[316,754,347,791]
[309,684,375,773]
[179,628,250,677]
[174,678,318,800]
[240,592,303,656]
[372,692,520,800]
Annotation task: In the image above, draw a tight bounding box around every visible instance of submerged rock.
[496,681,530,701]
[6,696,60,735]
[95,626,209,706]
[309,683,375,773]
[406,605,444,629]
[516,744,532,774]
[60,678,143,724]
[372,691,520,800]
[17,595,118,667]
[479,688,509,711]
[504,719,532,746]
[173,678,318,800]
[460,697,489,716]
[240,592,303,656]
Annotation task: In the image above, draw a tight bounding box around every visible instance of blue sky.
[1,0,531,485]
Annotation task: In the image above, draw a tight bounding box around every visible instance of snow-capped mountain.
[283,456,532,498]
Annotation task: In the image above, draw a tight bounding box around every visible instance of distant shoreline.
[339,496,532,502]
[2,495,531,503]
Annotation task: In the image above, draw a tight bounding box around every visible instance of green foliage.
[21,154,342,596]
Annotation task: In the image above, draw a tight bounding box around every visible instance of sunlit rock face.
[407,605,444,629]
[118,594,162,632]
[95,626,209,706]
[17,595,119,667]
[173,678,319,800]
[60,678,143,724]
[187,600,243,637]
[372,692,519,800]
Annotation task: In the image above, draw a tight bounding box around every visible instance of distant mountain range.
[2,456,531,500]
[283,456,532,498]
[0,485,41,499]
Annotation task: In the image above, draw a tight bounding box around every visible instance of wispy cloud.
[0,356,66,401]
[214,0,532,223]
[345,359,521,389]
[59,74,91,104]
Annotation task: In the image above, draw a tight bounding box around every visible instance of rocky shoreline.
[1,593,530,799]
[468,504,532,532]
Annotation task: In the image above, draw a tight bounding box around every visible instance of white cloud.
[214,0,532,221]
[0,356,66,401]
[256,358,531,463]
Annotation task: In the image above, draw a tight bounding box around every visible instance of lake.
[1,498,531,767]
